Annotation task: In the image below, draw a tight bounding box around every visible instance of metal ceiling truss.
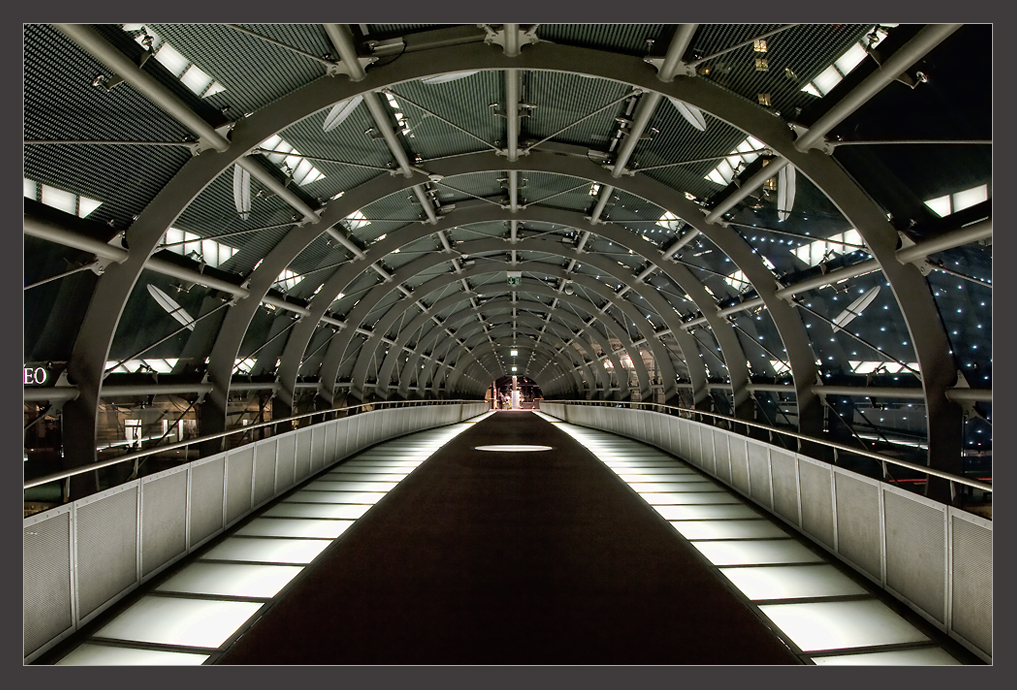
[38,23,982,486]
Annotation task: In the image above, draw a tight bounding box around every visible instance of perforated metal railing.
[539,402,992,663]
[24,400,489,663]
[24,399,481,497]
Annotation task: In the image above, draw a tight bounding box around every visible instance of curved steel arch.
[375,289,609,398]
[56,28,960,474]
[366,257,683,403]
[418,299,631,396]
[359,270,645,402]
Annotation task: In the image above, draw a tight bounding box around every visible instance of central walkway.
[217,410,798,664]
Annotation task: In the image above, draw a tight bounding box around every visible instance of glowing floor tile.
[631,481,723,493]
[604,461,685,468]
[693,540,824,566]
[619,474,712,484]
[720,565,869,600]
[811,647,961,665]
[612,467,694,474]
[633,484,725,497]
[94,596,262,649]
[621,474,708,484]
[201,537,331,564]
[341,464,421,470]
[288,490,387,504]
[155,562,303,598]
[234,518,354,539]
[758,600,930,652]
[266,503,371,519]
[669,520,788,540]
[330,466,414,474]
[56,643,209,665]
[306,480,400,492]
[325,472,409,481]
[638,492,740,505]
[653,504,761,520]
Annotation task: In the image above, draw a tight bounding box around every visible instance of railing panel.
[24,401,481,663]
[311,425,326,473]
[798,456,835,549]
[225,447,255,528]
[769,449,800,527]
[324,421,337,463]
[75,484,139,623]
[294,427,312,483]
[548,402,991,663]
[883,486,947,626]
[252,439,278,509]
[728,435,750,495]
[276,434,296,491]
[746,441,772,510]
[188,455,225,549]
[24,507,74,659]
[714,432,731,484]
[700,426,716,476]
[834,469,884,583]
[949,509,992,660]
[140,470,188,579]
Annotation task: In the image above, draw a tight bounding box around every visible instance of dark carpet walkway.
[219,411,798,665]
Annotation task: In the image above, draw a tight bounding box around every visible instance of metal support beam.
[506,68,520,160]
[323,24,368,81]
[795,24,962,153]
[656,24,699,81]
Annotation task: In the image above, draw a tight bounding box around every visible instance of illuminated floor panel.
[304,480,401,492]
[94,597,263,649]
[201,537,332,564]
[322,473,410,482]
[234,518,355,539]
[155,563,303,598]
[653,504,760,520]
[263,503,371,519]
[811,648,962,665]
[56,644,209,665]
[692,540,826,566]
[758,600,931,652]
[638,492,739,505]
[287,491,388,504]
[720,565,869,601]
[669,520,788,540]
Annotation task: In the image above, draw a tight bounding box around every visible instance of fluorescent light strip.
[55,420,476,664]
[542,414,960,665]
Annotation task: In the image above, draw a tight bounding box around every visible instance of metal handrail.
[550,400,992,493]
[24,399,480,490]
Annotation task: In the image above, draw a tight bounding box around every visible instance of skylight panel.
[801,28,887,98]
[346,210,371,229]
[274,268,302,292]
[657,210,682,231]
[180,64,213,95]
[125,25,226,99]
[812,65,842,96]
[770,359,791,375]
[835,43,868,75]
[849,361,920,374]
[154,42,189,77]
[258,134,326,187]
[791,229,865,267]
[161,227,238,269]
[26,178,104,218]
[704,136,766,186]
[40,186,76,215]
[923,184,988,218]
